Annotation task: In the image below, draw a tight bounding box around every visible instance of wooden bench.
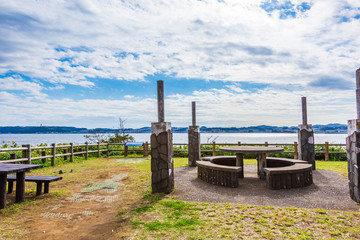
[196,161,241,188]
[201,156,236,166]
[7,175,63,196]
[266,157,308,167]
[264,163,313,190]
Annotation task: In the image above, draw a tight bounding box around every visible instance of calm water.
[0,133,347,146]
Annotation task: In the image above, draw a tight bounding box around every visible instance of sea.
[0,133,347,146]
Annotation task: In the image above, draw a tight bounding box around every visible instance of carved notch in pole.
[157,80,165,122]
[192,101,196,126]
[356,68,360,119]
[302,96,307,125]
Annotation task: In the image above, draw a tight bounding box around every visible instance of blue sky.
[0,0,359,128]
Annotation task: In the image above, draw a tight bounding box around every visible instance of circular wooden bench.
[201,156,236,166]
[196,160,241,188]
[265,157,308,167]
[264,157,313,190]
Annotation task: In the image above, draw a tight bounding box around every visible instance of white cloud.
[0,0,359,127]
[0,76,46,99]
[0,0,358,87]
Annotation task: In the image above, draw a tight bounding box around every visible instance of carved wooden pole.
[302,97,307,125]
[188,101,201,166]
[298,96,315,169]
[356,69,360,119]
[347,68,360,203]
[192,101,196,126]
[157,80,165,122]
[151,80,174,194]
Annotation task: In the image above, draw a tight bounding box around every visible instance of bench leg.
[0,174,7,209]
[258,153,267,180]
[36,182,43,196]
[236,153,244,178]
[15,172,25,203]
[8,181,13,194]
[44,182,49,194]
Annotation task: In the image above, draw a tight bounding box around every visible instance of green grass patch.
[316,161,347,177]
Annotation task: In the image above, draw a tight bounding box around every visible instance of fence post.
[294,142,298,159]
[85,142,89,160]
[51,143,56,166]
[325,142,329,161]
[265,141,268,147]
[41,151,46,163]
[124,145,128,157]
[106,143,109,158]
[146,142,149,157]
[22,144,30,164]
[70,143,74,162]
[97,142,100,158]
[212,141,216,156]
[10,153,16,160]
[63,148,68,161]
[238,141,241,146]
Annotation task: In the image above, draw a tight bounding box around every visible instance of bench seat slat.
[7,175,62,182]
[264,163,312,174]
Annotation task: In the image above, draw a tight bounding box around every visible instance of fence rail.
[0,141,346,165]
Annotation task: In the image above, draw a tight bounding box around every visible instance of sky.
[0,0,359,129]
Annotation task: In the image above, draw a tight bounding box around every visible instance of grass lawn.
[117,158,360,239]
[1,156,358,239]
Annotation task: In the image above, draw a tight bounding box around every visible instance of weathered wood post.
[41,151,46,164]
[325,142,329,161]
[188,101,201,167]
[70,143,74,162]
[124,145,128,157]
[106,143,109,158]
[347,68,360,203]
[10,153,16,160]
[97,142,100,158]
[63,148,68,161]
[212,141,216,156]
[151,80,174,194]
[294,141,298,159]
[22,144,31,164]
[85,142,89,160]
[143,142,149,157]
[298,97,315,169]
[51,143,56,166]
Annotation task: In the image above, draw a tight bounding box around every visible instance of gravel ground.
[171,165,360,212]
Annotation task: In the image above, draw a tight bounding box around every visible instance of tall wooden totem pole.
[188,101,201,166]
[150,81,174,193]
[298,97,315,170]
[347,68,360,202]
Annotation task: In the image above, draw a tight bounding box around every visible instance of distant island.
[0,123,347,134]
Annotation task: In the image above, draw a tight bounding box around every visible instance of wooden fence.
[0,141,346,165]
[0,142,149,165]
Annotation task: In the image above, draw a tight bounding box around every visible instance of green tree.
[108,117,135,144]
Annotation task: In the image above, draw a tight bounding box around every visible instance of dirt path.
[1,158,148,240]
[24,173,129,240]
